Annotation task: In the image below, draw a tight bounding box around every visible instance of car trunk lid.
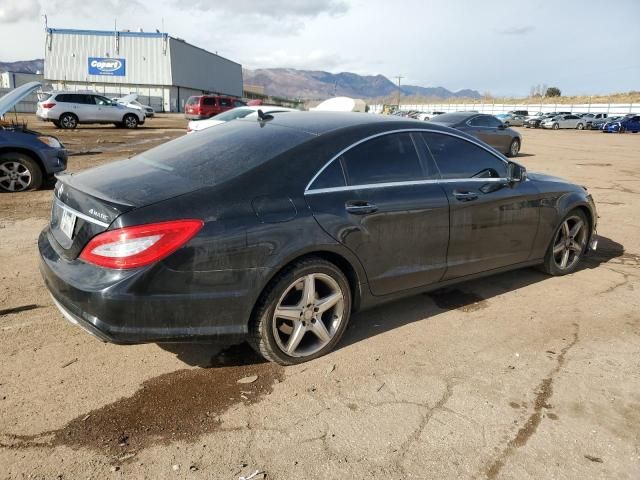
[50,176,136,259]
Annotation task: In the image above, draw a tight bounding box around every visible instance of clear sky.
[1,0,639,96]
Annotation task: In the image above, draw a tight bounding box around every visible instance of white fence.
[370,102,640,116]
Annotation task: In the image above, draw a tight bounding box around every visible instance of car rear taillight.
[79,220,203,269]
[42,102,56,109]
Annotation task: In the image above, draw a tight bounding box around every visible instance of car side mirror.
[508,162,527,182]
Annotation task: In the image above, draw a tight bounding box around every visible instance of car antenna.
[257,109,274,122]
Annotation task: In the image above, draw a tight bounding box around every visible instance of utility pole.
[394,76,403,108]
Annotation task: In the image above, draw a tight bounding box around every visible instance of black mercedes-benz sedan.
[427,112,522,157]
[39,112,598,365]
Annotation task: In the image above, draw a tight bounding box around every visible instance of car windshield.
[211,107,255,121]
[135,119,313,187]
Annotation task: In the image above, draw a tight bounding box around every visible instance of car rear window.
[135,119,313,187]
[186,96,198,106]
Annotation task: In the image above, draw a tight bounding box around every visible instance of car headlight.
[38,136,62,148]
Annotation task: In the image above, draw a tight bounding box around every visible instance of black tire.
[59,113,78,129]
[248,258,352,365]
[0,152,43,192]
[619,126,626,134]
[541,209,589,276]
[577,123,584,130]
[123,114,139,129]
[52,120,61,128]
[506,138,520,158]
[552,123,559,130]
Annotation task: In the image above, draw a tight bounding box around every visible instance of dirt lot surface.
[1,115,639,479]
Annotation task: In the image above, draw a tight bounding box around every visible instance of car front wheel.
[507,138,520,157]
[552,123,560,130]
[542,210,589,276]
[0,152,43,192]
[577,123,584,130]
[249,258,352,365]
[123,114,139,129]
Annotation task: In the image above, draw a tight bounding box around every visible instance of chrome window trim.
[305,177,509,195]
[54,198,110,228]
[304,128,509,193]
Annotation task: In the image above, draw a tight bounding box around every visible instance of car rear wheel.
[59,113,78,129]
[542,210,589,276]
[0,153,43,192]
[552,123,560,130]
[123,114,139,129]
[507,138,520,157]
[249,258,352,365]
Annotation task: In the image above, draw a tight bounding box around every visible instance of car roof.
[242,111,451,135]
[426,112,484,124]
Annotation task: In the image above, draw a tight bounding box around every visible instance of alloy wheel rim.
[272,273,345,358]
[552,215,587,270]
[125,116,136,127]
[511,140,519,156]
[0,161,32,192]
[62,116,76,128]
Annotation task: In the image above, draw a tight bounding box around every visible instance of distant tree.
[545,87,561,97]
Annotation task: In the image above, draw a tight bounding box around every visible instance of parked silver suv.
[37,92,145,129]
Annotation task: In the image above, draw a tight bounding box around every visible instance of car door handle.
[453,190,479,202]
[345,201,378,215]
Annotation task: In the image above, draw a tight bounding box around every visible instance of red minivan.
[184,95,246,120]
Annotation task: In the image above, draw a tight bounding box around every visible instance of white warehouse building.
[44,28,243,113]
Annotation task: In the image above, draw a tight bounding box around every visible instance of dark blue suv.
[0,82,68,192]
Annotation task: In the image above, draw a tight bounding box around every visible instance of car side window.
[55,94,68,102]
[421,132,508,179]
[94,95,112,105]
[340,133,424,186]
[468,116,490,127]
[310,160,346,190]
[220,98,231,107]
[202,98,215,106]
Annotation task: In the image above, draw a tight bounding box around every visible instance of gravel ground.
[1,115,639,479]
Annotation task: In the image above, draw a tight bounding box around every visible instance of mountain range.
[243,68,481,100]
[1,59,481,100]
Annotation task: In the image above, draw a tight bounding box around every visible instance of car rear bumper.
[38,228,259,344]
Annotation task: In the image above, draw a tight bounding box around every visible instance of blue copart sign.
[88,57,126,76]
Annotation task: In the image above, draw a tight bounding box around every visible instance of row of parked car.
[496,110,640,133]
[396,108,640,133]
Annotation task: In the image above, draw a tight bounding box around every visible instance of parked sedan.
[495,113,526,127]
[38,112,598,364]
[592,116,620,130]
[0,82,68,192]
[602,115,640,133]
[541,114,586,130]
[526,113,556,128]
[428,112,521,157]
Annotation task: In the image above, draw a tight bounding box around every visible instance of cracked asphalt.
[1,115,639,479]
